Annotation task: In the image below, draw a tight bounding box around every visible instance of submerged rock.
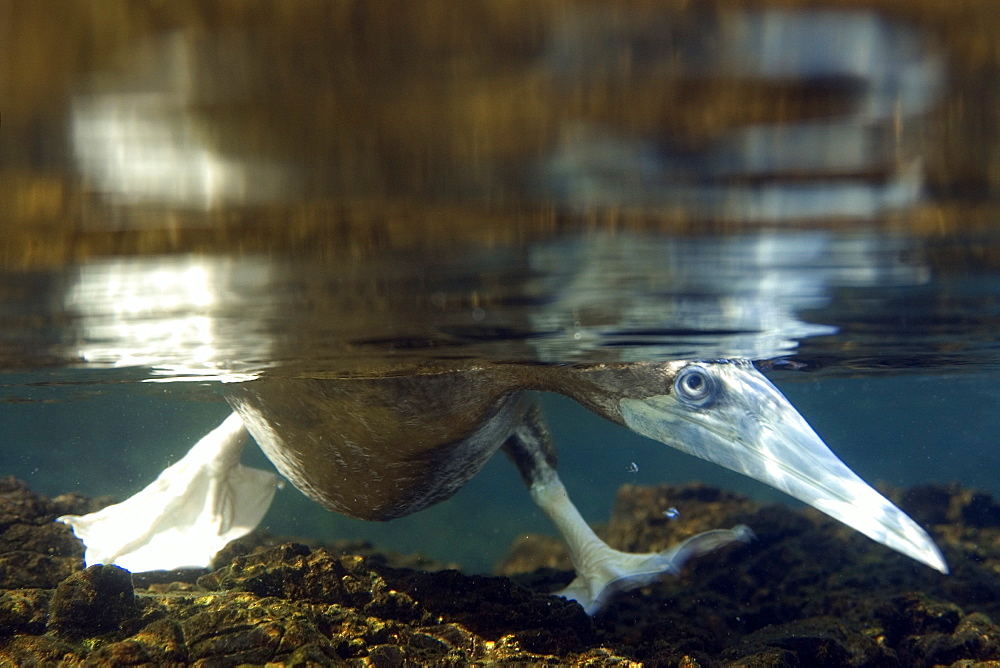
[47,564,137,638]
[2,479,1000,665]
[0,476,103,590]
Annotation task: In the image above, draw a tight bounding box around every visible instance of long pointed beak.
[619,360,948,574]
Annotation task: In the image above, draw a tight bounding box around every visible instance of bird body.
[60,359,947,614]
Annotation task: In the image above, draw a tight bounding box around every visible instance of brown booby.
[59,359,947,615]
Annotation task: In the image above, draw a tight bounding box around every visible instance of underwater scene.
[2,1,1000,665]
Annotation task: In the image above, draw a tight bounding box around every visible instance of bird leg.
[502,403,754,615]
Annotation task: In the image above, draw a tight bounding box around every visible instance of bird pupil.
[686,374,703,391]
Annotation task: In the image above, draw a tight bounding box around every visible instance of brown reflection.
[1,1,999,269]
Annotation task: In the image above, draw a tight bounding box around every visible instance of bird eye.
[674,365,718,408]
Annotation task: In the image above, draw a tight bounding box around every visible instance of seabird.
[59,360,947,614]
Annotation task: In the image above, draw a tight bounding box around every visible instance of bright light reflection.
[527,232,928,362]
[65,256,273,381]
[70,32,291,210]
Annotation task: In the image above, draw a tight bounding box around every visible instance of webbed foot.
[58,413,281,572]
[503,403,756,614]
[556,525,755,615]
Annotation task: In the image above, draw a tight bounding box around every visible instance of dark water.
[2,1,999,574]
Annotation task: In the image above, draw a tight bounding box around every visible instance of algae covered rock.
[3,478,1000,666]
[0,476,99,589]
[47,563,137,637]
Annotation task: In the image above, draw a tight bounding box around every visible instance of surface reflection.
[63,5,943,223]
[71,33,293,210]
[525,233,927,362]
[0,1,993,377]
[50,231,932,380]
[543,8,943,218]
[64,256,274,378]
